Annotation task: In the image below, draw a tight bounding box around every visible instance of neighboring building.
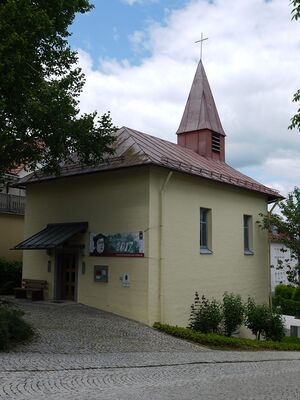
[270,237,298,291]
[0,167,26,261]
[14,61,281,328]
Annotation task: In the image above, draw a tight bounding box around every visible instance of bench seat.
[14,279,48,301]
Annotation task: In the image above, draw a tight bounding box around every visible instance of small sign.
[94,265,108,283]
[122,273,130,288]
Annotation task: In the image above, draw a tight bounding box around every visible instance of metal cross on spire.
[195,32,208,61]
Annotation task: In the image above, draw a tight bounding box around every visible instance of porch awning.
[14,222,88,250]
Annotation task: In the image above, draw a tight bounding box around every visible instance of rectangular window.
[243,215,253,255]
[200,208,212,254]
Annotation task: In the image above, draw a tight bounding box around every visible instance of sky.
[69,0,300,196]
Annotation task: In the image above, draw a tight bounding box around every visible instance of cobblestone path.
[1,300,300,399]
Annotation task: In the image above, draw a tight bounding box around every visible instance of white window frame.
[200,208,212,254]
[243,214,254,255]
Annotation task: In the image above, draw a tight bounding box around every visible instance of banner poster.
[89,231,144,257]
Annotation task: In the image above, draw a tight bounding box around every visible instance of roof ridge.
[123,126,227,164]
[121,127,155,163]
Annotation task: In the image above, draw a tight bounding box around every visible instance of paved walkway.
[1,300,300,399]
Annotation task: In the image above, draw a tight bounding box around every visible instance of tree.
[188,293,222,334]
[245,298,285,342]
[259,187,300,285]
[289,0,300,132]
[0,0,116,178]
[222,292,244,337]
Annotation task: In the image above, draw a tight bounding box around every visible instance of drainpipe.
[268,200,279,307]
[159,171,173,323]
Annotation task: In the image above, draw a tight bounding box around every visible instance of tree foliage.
[259,187,300,285]
[245,298,285,342]
[188,292,223,334]
[222,292,244,337]
[0,298,35,351]
[0,0,116,177]
[291,0,300,20]
[189,292,245,337]
[189,292,285,341]
[289,0,300,131]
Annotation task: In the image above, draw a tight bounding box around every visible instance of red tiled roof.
[16,126,281,202]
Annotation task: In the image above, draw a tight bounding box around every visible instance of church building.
[15,61,281,328]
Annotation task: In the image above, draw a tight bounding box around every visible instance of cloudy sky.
[69,0,300,196]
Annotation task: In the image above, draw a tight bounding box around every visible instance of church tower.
[177,60,225,162]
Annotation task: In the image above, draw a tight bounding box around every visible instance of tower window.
[212,133,220,152]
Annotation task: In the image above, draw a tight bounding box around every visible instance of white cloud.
[263,157,300,196]
[128,30,146,53]
[121,0,158,5]
[78,0,300,193]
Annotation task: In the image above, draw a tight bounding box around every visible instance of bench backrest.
[22,279,48,290]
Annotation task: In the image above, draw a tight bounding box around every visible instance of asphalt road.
[1,300,300,399]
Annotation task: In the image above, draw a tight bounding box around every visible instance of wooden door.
[60,253,77,300]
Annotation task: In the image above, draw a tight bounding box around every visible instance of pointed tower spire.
[177,60,226,161]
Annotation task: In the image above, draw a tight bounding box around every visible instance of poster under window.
[89,231,144,257]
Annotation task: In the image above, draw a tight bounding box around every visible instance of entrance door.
[59,253,77,301]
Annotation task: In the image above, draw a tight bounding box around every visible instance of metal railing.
[0,193,25,215]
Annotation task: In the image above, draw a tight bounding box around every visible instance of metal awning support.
[13,222,88,250]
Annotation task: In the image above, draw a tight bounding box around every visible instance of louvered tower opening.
[177,61,225,161]
[212,133,220,153]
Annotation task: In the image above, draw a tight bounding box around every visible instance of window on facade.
[243,215,253,255]
[200,208,212,254]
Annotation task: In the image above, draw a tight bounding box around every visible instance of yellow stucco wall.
[22,164,270,330]
[148,167,270,328]
[23,168,150,324]
[0,213,23,261]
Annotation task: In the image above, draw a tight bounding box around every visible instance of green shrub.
[245,298,269,340]
[0,258,22,295]
[188,292,222,334]
[0,298,35,351]
[283,336,300,344]
[0,316,9,351]
[275,284,295,300]
[273,295,300,317]
[222,292,244,337]
[189,292,285,341]
[264,311,285,342]
[153,323,300,351]
[292,286,300,302]
[245,298,285,341]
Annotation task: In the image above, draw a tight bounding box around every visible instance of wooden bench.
[15,279,48,301]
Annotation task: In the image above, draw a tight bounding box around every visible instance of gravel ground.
[1,299,300,399]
